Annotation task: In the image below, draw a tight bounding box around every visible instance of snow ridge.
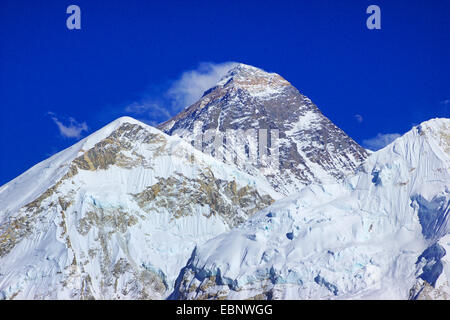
[173,118,450,300]
[0,117,280,299]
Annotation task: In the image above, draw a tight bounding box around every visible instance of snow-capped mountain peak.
[1,64,445,301]
[159,63,368,195]
[0,116,280,299]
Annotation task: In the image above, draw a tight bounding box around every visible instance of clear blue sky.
[1,0,449,185]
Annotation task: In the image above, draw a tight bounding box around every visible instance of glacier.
[173,118,450,300]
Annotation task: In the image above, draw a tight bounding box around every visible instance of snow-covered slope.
[172,118,450,300]
[159,63,368,195]
[0,117,280,300]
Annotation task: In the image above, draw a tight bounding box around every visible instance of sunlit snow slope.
[173,118,450,300]
[0,117,280,299]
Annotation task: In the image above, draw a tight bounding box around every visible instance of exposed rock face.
[132,172,274,229]
[159,64,368,194]
[0,117,278,299]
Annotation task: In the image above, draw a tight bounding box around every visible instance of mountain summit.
[0,117,279,299]
[159,63,368,194]
[209,63,293,98]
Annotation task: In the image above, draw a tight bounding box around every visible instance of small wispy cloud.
[48,112,88,139]
[362,132,401,151]
[440,99,450,105]
[354,114,363,123]
[166,61,237,109]
[123,61,237,125]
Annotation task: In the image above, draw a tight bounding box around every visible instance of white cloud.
[362,133,401,151]
[49,113,88,139]
[122,62,238,125]
[167,61,238,109]
[354,114,363,123]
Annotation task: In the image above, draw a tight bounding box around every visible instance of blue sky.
[0,0,449,185]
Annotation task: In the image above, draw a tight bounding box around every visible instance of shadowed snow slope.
[172,118,450,300]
